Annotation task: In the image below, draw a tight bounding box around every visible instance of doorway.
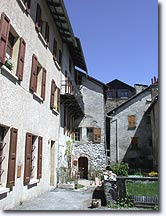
[78,157,88,179]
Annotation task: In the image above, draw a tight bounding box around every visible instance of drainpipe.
[106,115,118,163]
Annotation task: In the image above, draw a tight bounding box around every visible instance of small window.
[75,128,81,141]
[87,128,93,142]
[53,38,57,60]
[128,115,136,129]
[120,91,128,99]
[107,91,113,99]
[50,80,60,112]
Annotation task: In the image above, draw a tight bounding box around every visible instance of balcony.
[61,80,84,116]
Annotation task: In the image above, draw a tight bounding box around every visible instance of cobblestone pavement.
[9,186,96,211]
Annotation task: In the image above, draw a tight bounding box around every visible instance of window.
[0,13,26,80]
[87,128,101,143]
[53,38,57,60]
[20,0,31,13]
[0,125,18,188]
[29,54,47,100]
[24,133,43,185]
[131,137,138,150]
[107,91,113,99]
[58,49,62,66]
[128,115,136,129]
[119,91,128,99]
[75,128,81,141]
[35,4,49,46]
[50,80,60,112]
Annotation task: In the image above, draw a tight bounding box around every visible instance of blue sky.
[64,0,158,86]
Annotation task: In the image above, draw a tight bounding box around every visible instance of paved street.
[9,185,96,211]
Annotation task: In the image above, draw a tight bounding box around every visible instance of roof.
[108,86,151,115]
[46,0,87,72]
[75,69,108,88]
[107,79,135,91]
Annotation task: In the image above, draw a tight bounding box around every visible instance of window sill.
[28,178,39,185]
[52,108,59,115]
[53,58,61,71]
[38,32,48,47]
[1,65,19,81]
[33,92,44,102]
[0,186,10,195]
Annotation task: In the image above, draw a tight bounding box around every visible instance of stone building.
[107,86,155,171]
[0,0,83,209]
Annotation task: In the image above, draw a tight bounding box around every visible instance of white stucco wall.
[0,0,62,209]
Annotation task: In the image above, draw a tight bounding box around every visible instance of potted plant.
[5,58,14,71]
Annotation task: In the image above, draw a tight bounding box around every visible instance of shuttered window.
[128,115,136,129]
[37,136,42,179]
[16,37,26,80]
[45,22,49,46]
[50,80,56,108]
[6,128,18,188]
[24,0,31,14]
[35,3,42,32]
[50,80,60,112]
[93,128,101,143]
[53,38,57,60]
[24,133,32,185]
[0,12,10,64]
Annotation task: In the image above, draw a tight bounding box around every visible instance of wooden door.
[78,157,88,179]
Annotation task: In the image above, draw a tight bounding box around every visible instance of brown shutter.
[41,68,46,100]
[93,128,101,143]
[50,80,56,108]
[30,54,38,92]
[6,128,18,188]
[53,38,57,60]
[25,0,31,14]
[57,88,60,112]
[16,38,26,80]
[37,136,42,179]
[45,22,49,45]
[35,3,41,32]
[24,133,32,185]
[0,13,10,64]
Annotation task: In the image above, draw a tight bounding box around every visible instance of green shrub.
[109,162,129,176]
[107,197,134,209]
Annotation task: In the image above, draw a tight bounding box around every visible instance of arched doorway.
[78,157,88,179]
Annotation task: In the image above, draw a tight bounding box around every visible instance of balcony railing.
[61,80,84,113]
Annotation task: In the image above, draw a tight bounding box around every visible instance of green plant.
[5,58,14,70]
[107,197,134,209]
[148,171,158,177]
[109,162,129,176]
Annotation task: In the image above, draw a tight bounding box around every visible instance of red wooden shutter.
[35,3,41,32]
[25,0,31,14]
[93,128,101,143]
[16,38,26,80]
[37,136,42,179]
[30,54,38,92]
[53,38,57,60]
[50,80,56,108]
[0,13,10,64]
[45,22,49,46]
[24,133,32,185]
[57,88,60,112]
[6,128,18,188]
[41,68,46,100]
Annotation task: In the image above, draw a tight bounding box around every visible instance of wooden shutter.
[30,54,38,92]
[41,68,46,100]
[25,0,31,14]
[37,136,42,179]
[53,38,57,60]
[128,115,136,129]
[45,22,49,45]
[0,13,10,64]
[35,3,41,32]
[50,80,56,108]
[24,133,32,185]
[6,128,18,188]
[93,128,101,143]
[16,38,26,80]
[57,88,60,112]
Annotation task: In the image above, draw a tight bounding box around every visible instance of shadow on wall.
[122,112,154,172]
